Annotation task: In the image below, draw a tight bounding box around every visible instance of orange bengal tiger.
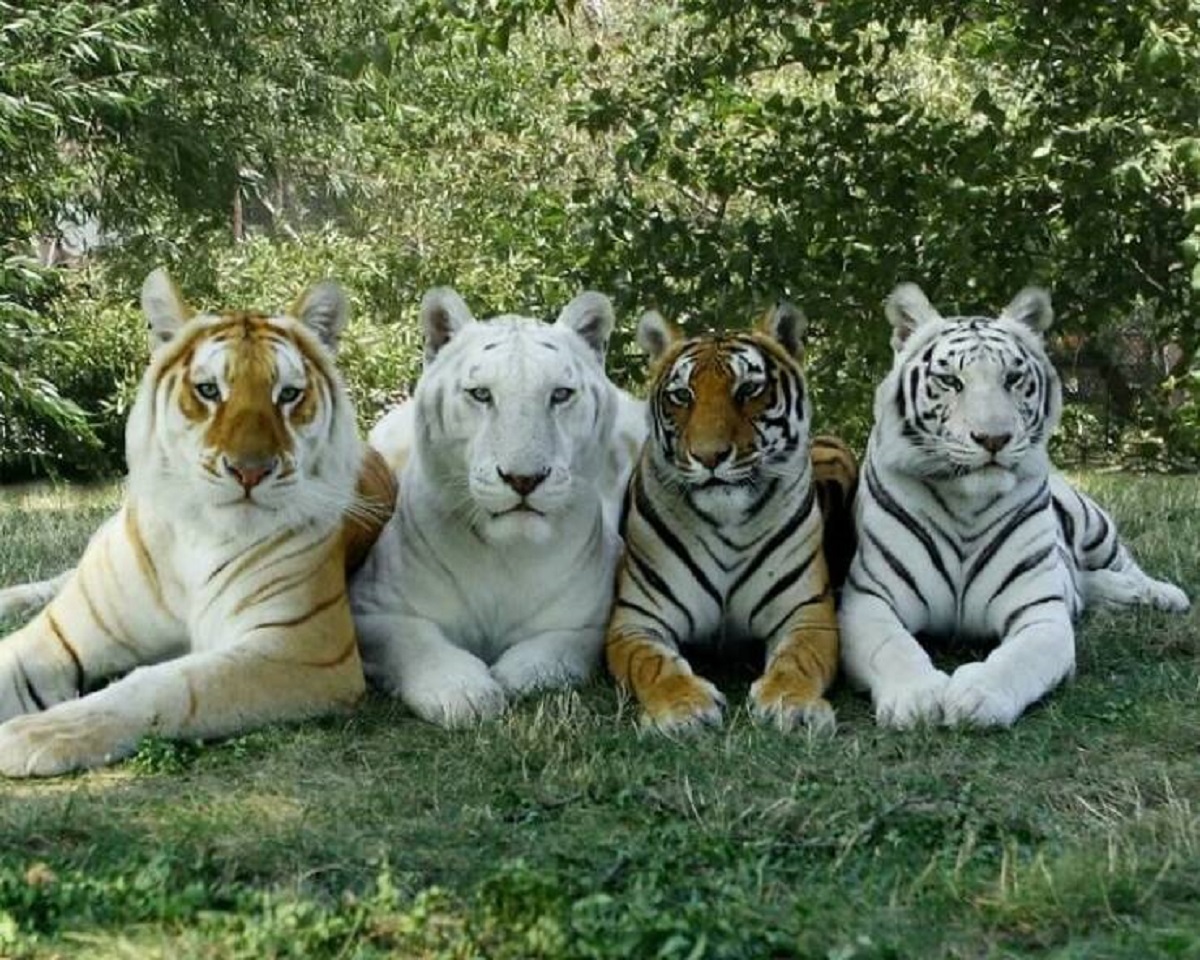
[606,302,856,733]
[0,268,395,776]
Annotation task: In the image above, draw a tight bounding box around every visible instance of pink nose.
[971,432,1012,454]
[224,456,277,491]
[693,444,733,469]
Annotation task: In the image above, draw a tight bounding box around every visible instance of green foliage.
[0,258,100,479]
[0,1,148,477]
[0,1,152,245]
[3,0,1200,475]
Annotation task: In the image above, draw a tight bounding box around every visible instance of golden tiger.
[606,302,856,733]
[0,268,395,776]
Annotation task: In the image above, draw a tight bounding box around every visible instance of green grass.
[1,475,1198,959]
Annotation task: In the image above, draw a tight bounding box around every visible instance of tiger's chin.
[195,495,299,539]
[170,478,348,541]
[942,465,1019,499]
[688,480,757,522]
[477,509,556,546]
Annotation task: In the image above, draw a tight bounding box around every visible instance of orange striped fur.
[606,303,853,733]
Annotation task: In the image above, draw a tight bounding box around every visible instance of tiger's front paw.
[874,671,950,729]
[749,677,836,734]
[491,642,591,698]
[401,655,507,730]
[638,674,725,735]
[0,708,131,777]
[941,663,1021,728]
[1148,579,1191,614]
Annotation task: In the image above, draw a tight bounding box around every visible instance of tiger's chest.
[870,495,1066,639]
[160,523,341,650]
[662,507,825,647]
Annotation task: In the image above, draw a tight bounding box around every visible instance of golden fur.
[0,270,394,776]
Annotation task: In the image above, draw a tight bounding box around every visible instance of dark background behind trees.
[2,0,1198,480]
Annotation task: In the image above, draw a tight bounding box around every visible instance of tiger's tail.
[810,435,858,591]
[0,571,73,622]
[1054,481,1190,614]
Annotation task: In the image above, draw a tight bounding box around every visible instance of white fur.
[353,289,646,728]
[841,285,1190,730]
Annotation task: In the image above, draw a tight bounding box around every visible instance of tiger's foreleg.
[749,592,839,732]
[0,517,185,725]
[605,625,725,733]
[491,627,603,698]
[839,588,949,729]
[942,603,1075,728]
[0,602,363,777]
[355,612,507,728]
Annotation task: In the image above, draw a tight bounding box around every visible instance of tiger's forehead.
[455,317,588,380]
[188,313,311,384]
[919,318,1031,366]
[666,336,771,383]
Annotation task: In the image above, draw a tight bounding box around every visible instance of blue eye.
[935,373,963,392]
[550,387,575,405]
[195,381,220,401]
[467,387,493,404]
[278,386,303,404]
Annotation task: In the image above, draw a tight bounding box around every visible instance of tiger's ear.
[759,300,807,360]
[141,267,194,351]
[420,286,475,366]
[636,310,681,363]
[885,283,942,351]
[292,280,349,353]
[1001,287,1054,334]
[556,291,615,361]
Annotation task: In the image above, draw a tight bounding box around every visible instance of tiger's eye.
[467,387,493,404]
[667,386,693,407]
[278,386,304,404]
[936,373,963,392]
[550,387,575,405]
[195,381,220,401]
[735,381,765,403]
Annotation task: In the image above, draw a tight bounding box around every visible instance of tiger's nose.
[693,444,733,469]
[497,467,549,496]
[971,432,1012,454]
[224,455,278,491]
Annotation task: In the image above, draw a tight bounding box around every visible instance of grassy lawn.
[0,474,1198,958]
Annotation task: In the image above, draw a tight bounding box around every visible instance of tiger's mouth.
[490,503,546,518]
[217,493,277,510]
[696,475,754,489]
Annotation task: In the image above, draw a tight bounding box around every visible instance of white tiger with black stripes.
[841,283,1190,729]
[353,288,644,728]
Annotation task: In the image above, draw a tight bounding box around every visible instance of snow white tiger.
[840,283,1190,729]
[605,302,856,733]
